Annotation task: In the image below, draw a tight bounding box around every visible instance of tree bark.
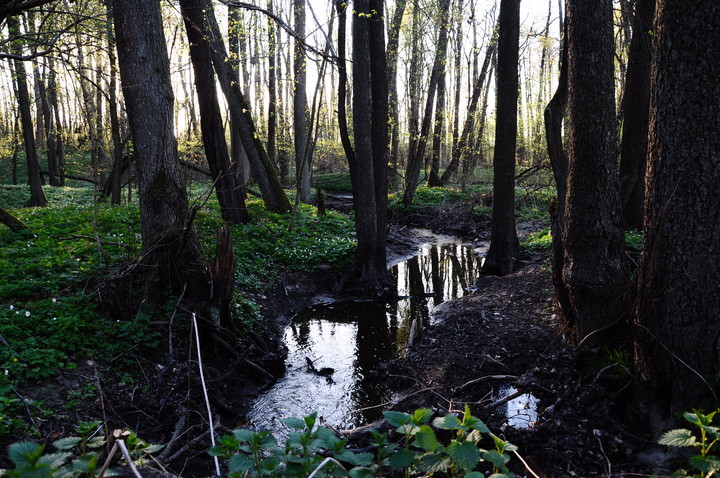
[635,0,720,412]
[7,15,46,207]
[201,0,291,213]
[481,0,520,276]
[386,0,407,190]
[293,0,311,203]
[180,0,248,224]
[618,0,656,230]
[112,0,198,295]
[562,0,627,341]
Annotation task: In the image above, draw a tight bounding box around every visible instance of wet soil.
[8,200,668,477]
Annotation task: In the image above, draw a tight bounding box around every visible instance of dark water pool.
[248,233,483,432]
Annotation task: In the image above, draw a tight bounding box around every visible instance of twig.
[574,316,626,352]
[307,457,349,478]
[116,438,144,478]
[594,429,612,476]
[97,441,119,478]
[165,429,211,463]
[453,374,518,392]
[512,450,542,478]
[58,234,133,250]
[485,389,525,410]
[192,313,221,476]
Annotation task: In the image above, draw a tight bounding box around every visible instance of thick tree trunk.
[112,0,198,295]
[635,0,720,412]
[563,0,627,341]
[180,0,248,224]
[480,0,520,276]
[618,0,655,230]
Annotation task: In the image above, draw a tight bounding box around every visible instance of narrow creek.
[248,231,483,433]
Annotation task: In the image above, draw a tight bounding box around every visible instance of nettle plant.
[659,409,720,478]
[210,406,518,477]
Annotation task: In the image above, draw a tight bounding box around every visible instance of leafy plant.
[523,227,552,252]
[211,407,518,477]
[659,409,720,478]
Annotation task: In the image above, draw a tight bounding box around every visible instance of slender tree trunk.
[202,0,291,213]
[293,0,311,202]
[267,0,277,167]
[39,67,59,186]
[386,0,407,190]
[562,0,627,340]
[481,0,520,276]
[427,61,446,187]
[618,0,656,230]
[635,0,720,413]
[180,0,248,224]
[441,27,498,185]
[403,0,451,204]
[7,16,46,207]
[228,4,250,186]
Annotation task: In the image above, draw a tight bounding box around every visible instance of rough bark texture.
[563,0,627,341]
[635,0,720,412]
[180,0,248,224]
[113,0,198,295]
[480,0,520,276]
[618,0,655,230]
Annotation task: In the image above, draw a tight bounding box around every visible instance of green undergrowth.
[0,184,355,436]
[522,227,645,254]
[2,407,521,477]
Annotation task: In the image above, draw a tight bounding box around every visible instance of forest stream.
[248,230,538,435]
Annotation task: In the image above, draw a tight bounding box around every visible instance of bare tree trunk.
[618,0,655,230]
[267,0,277,167]
[202,0,291,213]
[386,0,407,190]
[635,0,720,414]
[481,0,520,276]
[293,0,311,202]
[403,0,451,204]
[180,0,248,224]
[562,0,627,341]
[7,15,46,207]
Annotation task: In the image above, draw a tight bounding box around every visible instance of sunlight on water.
[498,385,539,429]
[248,231,481,433]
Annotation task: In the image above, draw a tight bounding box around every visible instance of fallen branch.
[58,234,134,250]
[0,206,29,232]
[452,374,518,393]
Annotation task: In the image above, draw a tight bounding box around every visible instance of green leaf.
[52,437,82,451]
[304,412,318,429]
[142,443,165,454]
[228,453,255,473]
[412,425,439,452]
[387,449,415,468]
[411,408,433,425]
[86,436,106,449]
[659,429,697,447]
[348,466,376,478]
[335,450,374,467]
[282,417,308,430]
[232,428,256,442]
[447,441,480,471]
[464,416,491,434]
[689,454,720,473]
[465,473,486,478]
[8,442,45,466]
[487,474,512,478]
[383,411,411,427]
[37,451,72,469]
[481,449,510,468]
[416,452,450,474]
[433,414,465,430]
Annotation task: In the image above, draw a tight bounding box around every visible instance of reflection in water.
[248,233,480,432]
[498,385,539,429]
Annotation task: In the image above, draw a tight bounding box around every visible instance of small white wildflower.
[4,370,7,375]
[9,305,13,310]
[52,298,57,303]
[25,311,30,317]
[52,317,57,321]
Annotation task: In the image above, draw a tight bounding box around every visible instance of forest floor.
[6,195,675,477]
[247,199,672,478]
